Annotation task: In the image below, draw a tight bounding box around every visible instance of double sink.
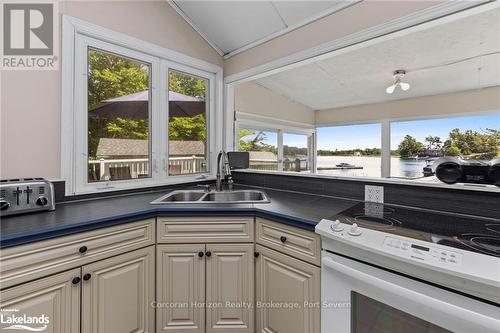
[150,189,269,204]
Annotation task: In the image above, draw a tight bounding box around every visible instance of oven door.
[321,251,500,333]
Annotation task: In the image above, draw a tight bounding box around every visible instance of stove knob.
[36,196,48,206]
[330,219,344,232]
[348,223,362,236]
[0,200,10,211]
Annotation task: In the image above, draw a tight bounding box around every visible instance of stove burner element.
[351,216,402,230]
[455,233,500,257]
[485,224,500,235]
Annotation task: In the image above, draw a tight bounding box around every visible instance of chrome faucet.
[216,150,233,191]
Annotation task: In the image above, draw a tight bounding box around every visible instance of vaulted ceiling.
[170,1,357,56]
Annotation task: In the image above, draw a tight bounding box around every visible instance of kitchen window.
[316,123,382,178]
[238,128,279,171]
[390,114,500,181]
[236,122,314,172]
[62,17,221,194]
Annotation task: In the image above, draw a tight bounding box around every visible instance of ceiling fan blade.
[386,84,396,94]
[400,82,410,91]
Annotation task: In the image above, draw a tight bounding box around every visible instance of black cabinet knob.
[280,236,287,243]
[205,251,212,257]
[83,273,92,281]
[79,246,88,254]
[254,252,260,258]
[198,251,204,258]
[72,277,81,285]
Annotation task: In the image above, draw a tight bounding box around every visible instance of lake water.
[317,156,429,179]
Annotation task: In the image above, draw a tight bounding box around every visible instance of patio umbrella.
[89,90,206,120]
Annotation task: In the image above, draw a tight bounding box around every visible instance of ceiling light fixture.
[386,69,410,94]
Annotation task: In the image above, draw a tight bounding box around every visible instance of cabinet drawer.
[256,218,321,266]
[0,219,155,289]
[157,216,254,243]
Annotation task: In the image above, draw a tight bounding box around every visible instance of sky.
[316,114,500,151]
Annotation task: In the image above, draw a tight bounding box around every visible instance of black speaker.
[488,159,500,186]
[435,160,463,184]
[434,157,498,185]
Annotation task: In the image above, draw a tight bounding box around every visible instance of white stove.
[315,207,500,333]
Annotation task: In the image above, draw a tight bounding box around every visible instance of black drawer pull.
[280,236,287,243]
[254,252,260,258]
[198,251,204,258]
[79,246,88,254]
[205,251,212,257]
[83,273,92,281]
[72,277,81,285]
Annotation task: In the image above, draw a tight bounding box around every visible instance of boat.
[336,163,356,168]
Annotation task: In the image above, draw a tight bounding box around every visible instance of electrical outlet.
[365,185,384,203]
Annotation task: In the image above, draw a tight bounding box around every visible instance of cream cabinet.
[157,243,254,333]
[206,243,254,333]
[255,244,321,333]
[0,268,81,333]
[81,245,155,333]
[156,244,206,333]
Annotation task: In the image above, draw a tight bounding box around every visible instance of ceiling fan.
[386,69,410,94]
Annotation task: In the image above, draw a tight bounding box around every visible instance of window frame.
[62,16,222,195]
[235,120,315,173]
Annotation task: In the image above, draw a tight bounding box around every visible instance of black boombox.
[434,157,500,186]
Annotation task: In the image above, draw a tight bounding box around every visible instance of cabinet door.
[206,243,254,333]
[0,268,80,333]
[157,244,206,333]
[255,244,320,333]
[81,246,155,333]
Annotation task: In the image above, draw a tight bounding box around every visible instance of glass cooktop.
[332,203,500,258]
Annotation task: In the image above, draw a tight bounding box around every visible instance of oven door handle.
[322,256,500,333]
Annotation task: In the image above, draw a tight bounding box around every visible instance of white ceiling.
[171,1,357,55]
[253,7,500,110]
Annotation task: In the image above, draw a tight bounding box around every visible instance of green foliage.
[169,114,206,141]
[442,128,499,158]
[317,148,381,156]
[87,49,149,110]
[238,129,277,153]
[87,49,207,158]
[397,135,424,158]
[424,135,442,149]
[169,71,206,100]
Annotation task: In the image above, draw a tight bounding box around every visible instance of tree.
[397,135,424,158]
[238,129,276,153]
[87,50,208,158]
[425,135,442,149]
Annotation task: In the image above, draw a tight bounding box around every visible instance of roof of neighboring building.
[248,151,277,161]
[96,138,205,157]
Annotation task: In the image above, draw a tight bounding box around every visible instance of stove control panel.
[382,236,463,266]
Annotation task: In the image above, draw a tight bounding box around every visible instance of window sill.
[233,169,500,193]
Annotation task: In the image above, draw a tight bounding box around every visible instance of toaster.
[0,178,55,216]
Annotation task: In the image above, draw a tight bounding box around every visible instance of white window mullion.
[158,60,170,181]
[277,129,284,172]
[381,120,391,178]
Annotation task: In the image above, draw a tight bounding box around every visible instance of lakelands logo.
[0,309,49,331]
[1,2,58,70]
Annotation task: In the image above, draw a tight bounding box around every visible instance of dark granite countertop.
[0,185,359,248]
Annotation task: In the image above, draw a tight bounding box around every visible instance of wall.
[224,1,443,77]
[315,87,500,125]
[0,1,222,180]
[235,82,314,126]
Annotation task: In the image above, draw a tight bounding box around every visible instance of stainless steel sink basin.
[201,190,267,203]
[156,191,206,202]
[150,189,269,204]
